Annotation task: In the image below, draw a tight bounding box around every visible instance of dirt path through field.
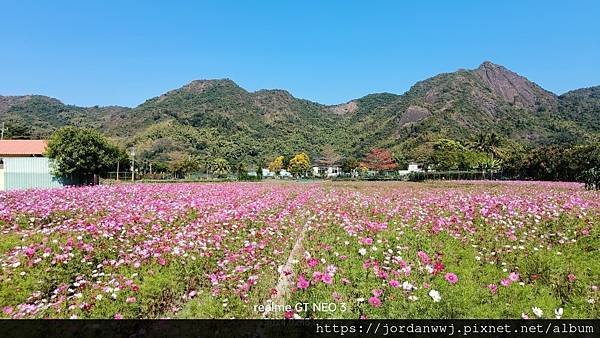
[260,220,309,318]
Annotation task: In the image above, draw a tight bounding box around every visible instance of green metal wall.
[1,157,65,190]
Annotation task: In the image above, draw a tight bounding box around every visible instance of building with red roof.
[0,140,64,191]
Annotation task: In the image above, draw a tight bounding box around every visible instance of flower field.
[0,181,598,319]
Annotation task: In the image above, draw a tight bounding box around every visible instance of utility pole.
[0,123,7,140]
[116,161,120,182]
[129,147,136,182]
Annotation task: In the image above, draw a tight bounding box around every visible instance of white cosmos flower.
[532,306,543,318]
[408,295,418,301]
[554,308,563,319]
[429,290,441,302]
[358,248,367,256]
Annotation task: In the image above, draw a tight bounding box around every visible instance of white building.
[398,162,424,176]
[261,168,293,178]
[312,166,342,178]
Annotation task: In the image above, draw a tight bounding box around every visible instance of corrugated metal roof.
[0,140,48,156]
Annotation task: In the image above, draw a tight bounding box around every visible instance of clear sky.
[1,0,599,107]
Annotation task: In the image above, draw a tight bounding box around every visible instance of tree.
[210,158,230,177]
[476,156,502,179]
[237,161,248,180]
[255,159,264,179]
[319,145,342,167]
[341,156,360,174]
[471,132,503,160]
[4,120,32,139]
[168,154,200,178]
[363,148,398,172]
[431,139,465,170]
[45,126,123,183]
[268,156,285,174]
[288,152,310,177]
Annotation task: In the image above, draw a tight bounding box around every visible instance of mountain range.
[1,61,598,165]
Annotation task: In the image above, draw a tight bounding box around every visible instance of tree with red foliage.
[362,148,398,172]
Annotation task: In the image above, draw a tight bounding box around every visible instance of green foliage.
[431,139,466,170]
[168,154,200,178]
[341,156,360,173]
[2,73,599,174]
[506,143,600,181]
[470,132,503,159]
[45,126,123,181]
[582,168,600,190]
[210,158,230,177]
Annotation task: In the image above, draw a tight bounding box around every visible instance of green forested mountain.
[1,61,598,167]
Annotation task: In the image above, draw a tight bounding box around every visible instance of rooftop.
[0,140,48,156]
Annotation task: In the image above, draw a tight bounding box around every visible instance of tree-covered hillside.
[1,61,598,169]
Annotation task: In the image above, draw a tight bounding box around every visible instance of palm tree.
[476,157,502,180]
[472,132,502,160]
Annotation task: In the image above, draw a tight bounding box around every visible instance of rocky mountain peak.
[473,61,555,109]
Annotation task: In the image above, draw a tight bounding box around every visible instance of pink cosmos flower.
[3,306,13,315]
[501,278,511,287]
[126,296,136,303]
[445,272,458,284]
[389,280,401,288]
[368,296,382,308]
[417,251,431,265]
[297,275,309,290]
[372,289,384,297]
[25,247,35,258]
[509,272,520,282]
[307,258,319,268]
[284,310,295,319]
[114,313,123,320]
[376,270,388,279]
[488,284,498,295]
[567,274,576,282]
[312,271,323,283]
[322,274,333,285]
[362,237,373,245]
[332,292,342,302]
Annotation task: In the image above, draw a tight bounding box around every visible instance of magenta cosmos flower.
[368,296,382,308]
[444,272,458,284]
[296,275,309,290]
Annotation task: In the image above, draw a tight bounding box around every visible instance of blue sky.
[1,0,599,107]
